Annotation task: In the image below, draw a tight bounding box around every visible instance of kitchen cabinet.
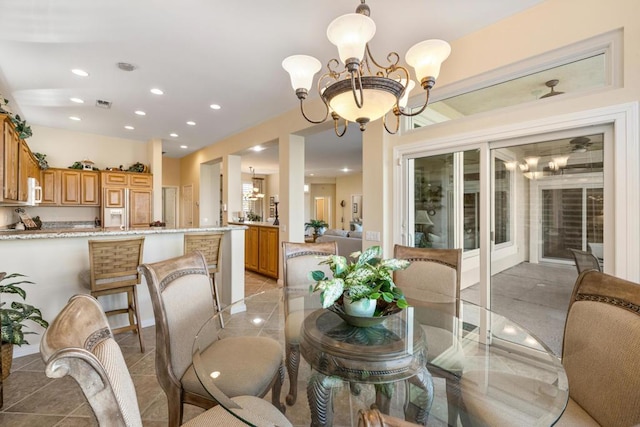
[1,115,19,201]
[18,140,39,202]
[40,169,59,205]
[129,189,152,228]
[242,223,278,279]
[55,169,100,206]
[101,171,153,228]
[245,225,259,271]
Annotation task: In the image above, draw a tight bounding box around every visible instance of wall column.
[223,155,242,225]
[148,138,163,221]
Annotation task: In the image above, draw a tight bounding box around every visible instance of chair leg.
[210,274,225,328]
[272,362,286,413]
[132,286,145,353]
[445,376,461,427]
[165,387,183,427]
[285,342,300,405]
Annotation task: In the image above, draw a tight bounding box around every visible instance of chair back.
[139,252,218,387]
[40,294,142,427]
[184,232,224,274]
[88,237,145,292]
[562,271,640,427]
[282,241,338,291]
[393,245,462,329]
[568,248,601,274]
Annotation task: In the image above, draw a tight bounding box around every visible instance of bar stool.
[184,232,224,316]
[82,236,146,352]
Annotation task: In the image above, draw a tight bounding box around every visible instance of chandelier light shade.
[282,0,451,137]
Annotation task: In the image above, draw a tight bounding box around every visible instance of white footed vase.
[343,295,377,317]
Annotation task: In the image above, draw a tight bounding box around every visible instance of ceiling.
[0,0,545,176]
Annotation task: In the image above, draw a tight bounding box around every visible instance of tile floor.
[1,263,577,426]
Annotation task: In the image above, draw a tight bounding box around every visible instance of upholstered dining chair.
[81,236,146,353]
[139,252,285,427]
[568,248,602,275]
[393,245,465,427]
[460,271,640,426]
[281,240,338,405]
[40,294,291,427]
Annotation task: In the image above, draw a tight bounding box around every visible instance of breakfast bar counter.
[0,225,247,357]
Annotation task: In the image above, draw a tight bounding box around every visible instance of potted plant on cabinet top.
[310,246,410,325]
[1,273,49,379]
[304,219,329,242]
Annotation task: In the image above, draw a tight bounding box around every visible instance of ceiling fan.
[540,79,564,99]
[570,136,592,153]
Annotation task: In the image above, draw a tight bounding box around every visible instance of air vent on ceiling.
[95,99,112,109]
[117,62,137,72]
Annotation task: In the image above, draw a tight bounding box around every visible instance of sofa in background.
[316,229,362,257]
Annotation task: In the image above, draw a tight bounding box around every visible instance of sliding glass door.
[404,126,610,355]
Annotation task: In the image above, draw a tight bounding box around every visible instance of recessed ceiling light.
[135,110,146,116]
[71,69,89,77]
[341,168,350,172]
[252,145,265,152]
[69,116,81,121]
[124,125,134,130]
[186,121,196,126]
[210,104,221,110]
[180,145,188,149]
[309,173,315,176]
[150,88,164,95]
[70,97,84,104]
[170,133,178,137]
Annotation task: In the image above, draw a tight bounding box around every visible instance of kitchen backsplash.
[0,206,99,228]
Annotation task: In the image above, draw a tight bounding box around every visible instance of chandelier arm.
[350,70,364,109]
[299,99,329,124]
[364,44,400,74]
[382,109,400,135]
[334,116,348,137]
[398,88,432,117]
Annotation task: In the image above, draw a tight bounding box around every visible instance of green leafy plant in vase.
[310,246,410,322]
[1,272,49,379]
[305,219,329,242]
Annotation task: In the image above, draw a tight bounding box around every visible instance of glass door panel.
[490,132,605,356]
[413,154,453,248]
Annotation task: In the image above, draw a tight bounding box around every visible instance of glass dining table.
[192,287,569,426]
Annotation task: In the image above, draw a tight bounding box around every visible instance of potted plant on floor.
[305,219,329,242]
[1,273,49,379]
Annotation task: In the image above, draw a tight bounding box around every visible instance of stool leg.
[127,289,135,330]
[132,286,145,353]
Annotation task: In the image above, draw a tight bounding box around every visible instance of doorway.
[162,186,178,228]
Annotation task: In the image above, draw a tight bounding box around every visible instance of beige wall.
[27,125,148,170]
[162,157,181,187]
[335,173,363,231]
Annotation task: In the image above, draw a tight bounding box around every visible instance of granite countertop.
[0,225,247,240]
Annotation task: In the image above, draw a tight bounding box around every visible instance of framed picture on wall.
[269,196,275,206]
[270,207,275,217]
[353,203,358,213]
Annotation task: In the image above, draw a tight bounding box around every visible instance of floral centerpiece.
[310,246,410,321]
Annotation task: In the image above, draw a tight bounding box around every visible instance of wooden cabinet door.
[258,227,279,278]
[18,140,39,202]
[102,172,127,186]
[81,171,100,205]
[245,226,260,271]
[60,170,81,205]
[40,169,59,205]
[129,189,152,228]
[104,187,124,208]
[3,121,19,200]
[129,173,152,188]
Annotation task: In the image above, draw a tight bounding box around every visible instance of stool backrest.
[88,237,145,293]
[184,233,223,274]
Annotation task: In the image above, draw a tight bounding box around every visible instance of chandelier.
[282,0,451,136]
[246,167,265,201]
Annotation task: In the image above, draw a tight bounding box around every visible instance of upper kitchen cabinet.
[42,168,100,206]
[1,114,40,203]
[18,140,40,202]
[1,114,20,201]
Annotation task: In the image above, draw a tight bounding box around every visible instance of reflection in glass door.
[490,131,606,355]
